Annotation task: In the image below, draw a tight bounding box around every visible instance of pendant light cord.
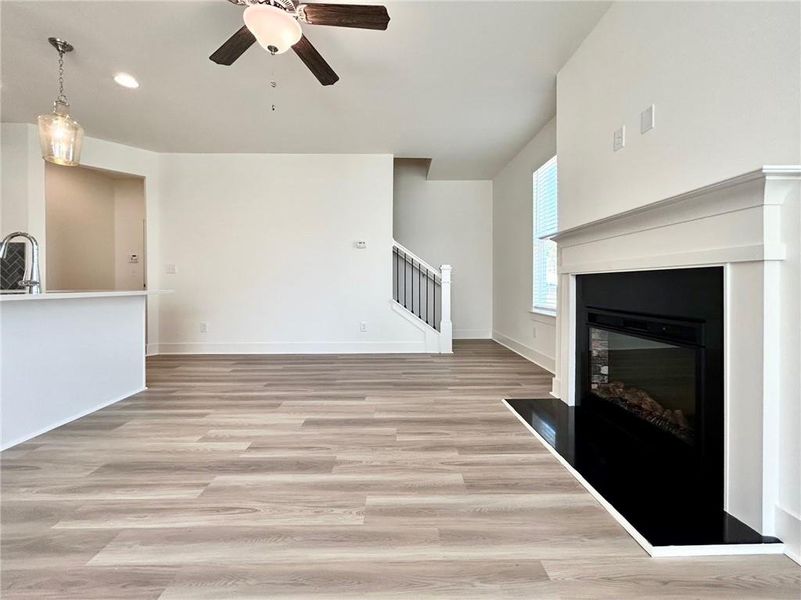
[56,49,68,105]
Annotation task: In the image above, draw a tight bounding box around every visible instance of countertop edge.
[0,290,172,302]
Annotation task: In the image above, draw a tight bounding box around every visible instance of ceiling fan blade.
[297,3,390,30]
[210,26,256,65]
[292,34,339,86]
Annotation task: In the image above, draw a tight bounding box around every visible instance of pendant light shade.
[38,38,83,166]
[38,101,83,166]
[243,5,302,55]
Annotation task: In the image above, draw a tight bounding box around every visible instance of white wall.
[557,1,801,231]
[393,159,492,339]
[157,153,424,353]
[0,123,45,247]
[492,117,557,372]
[46,163,116,290]
[2,126,431,354]
[113,178,146,291]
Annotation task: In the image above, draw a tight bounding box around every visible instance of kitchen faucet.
[0,231,42,294]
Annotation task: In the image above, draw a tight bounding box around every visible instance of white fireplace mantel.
[550,166,801,559]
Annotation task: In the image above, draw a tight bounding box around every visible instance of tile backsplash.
[1,242,26,290]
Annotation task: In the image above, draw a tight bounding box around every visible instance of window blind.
[533,156,558,312]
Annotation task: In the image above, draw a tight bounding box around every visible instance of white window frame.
[532,155,558,316]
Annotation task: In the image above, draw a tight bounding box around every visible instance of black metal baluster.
[412,259,416,315]
[403,251,407,308]
[425,268,429,325]
[434,283,438,330]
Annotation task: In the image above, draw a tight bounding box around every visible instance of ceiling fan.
[210,0,390,86]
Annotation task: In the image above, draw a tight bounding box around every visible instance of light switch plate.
[641,104,655,134]
[613,125,625,152]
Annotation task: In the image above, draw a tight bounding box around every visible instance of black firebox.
[575,268,724,544]
[509,267,778,546]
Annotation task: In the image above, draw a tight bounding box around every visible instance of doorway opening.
[45,163,146,292]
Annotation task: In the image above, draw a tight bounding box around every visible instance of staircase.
[391,241,452,353]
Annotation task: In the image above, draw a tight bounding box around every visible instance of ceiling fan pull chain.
[269,61,278,112]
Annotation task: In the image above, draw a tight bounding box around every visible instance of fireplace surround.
[508,167,801,559]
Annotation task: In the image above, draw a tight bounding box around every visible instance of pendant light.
[38,37,83,167]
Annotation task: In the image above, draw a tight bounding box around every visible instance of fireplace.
[507,169,799,555]
[573,267,726,543]
[510,267,780,546]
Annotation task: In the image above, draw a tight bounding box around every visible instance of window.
[533,156,558,313]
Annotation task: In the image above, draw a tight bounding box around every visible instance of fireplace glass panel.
[589,327,697,444]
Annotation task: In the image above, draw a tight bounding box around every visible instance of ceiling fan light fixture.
[243,4,302,55]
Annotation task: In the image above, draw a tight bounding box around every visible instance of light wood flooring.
[1,340,799,598]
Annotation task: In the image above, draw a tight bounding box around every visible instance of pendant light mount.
[48,37,74,54]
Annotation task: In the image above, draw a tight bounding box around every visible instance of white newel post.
[439,264,453,353]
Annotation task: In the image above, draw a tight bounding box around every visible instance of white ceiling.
[1,1,608,179]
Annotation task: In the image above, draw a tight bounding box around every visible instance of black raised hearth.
[508,398,777,546]
[509,268,779,547]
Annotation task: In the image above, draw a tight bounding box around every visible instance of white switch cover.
[354,241,367,249]
[360,321,368,332]
[613,125,625,152]
[199,322,208,334]
[640,104,655,134]
[166,263,177,274]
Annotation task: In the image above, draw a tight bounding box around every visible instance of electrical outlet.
[613,125,625,152]
[165,263,177,274]
[360,321,367,332]
[354,241,367,249]
[199,322,208,334]
[532,326,537,339]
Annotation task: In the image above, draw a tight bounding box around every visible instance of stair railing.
[391,242,452,351]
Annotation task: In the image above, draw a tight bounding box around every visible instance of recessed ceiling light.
[113,73,139,89]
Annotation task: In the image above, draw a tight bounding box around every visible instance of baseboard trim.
[154,341,430,355]
[492,331,556,373]
[501,399,785,559]
[0,387,147,451]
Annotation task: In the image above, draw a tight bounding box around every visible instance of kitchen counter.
[0,291,161,448]
[0,290,160,301]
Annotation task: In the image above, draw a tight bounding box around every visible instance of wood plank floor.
[1,340,799,598]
